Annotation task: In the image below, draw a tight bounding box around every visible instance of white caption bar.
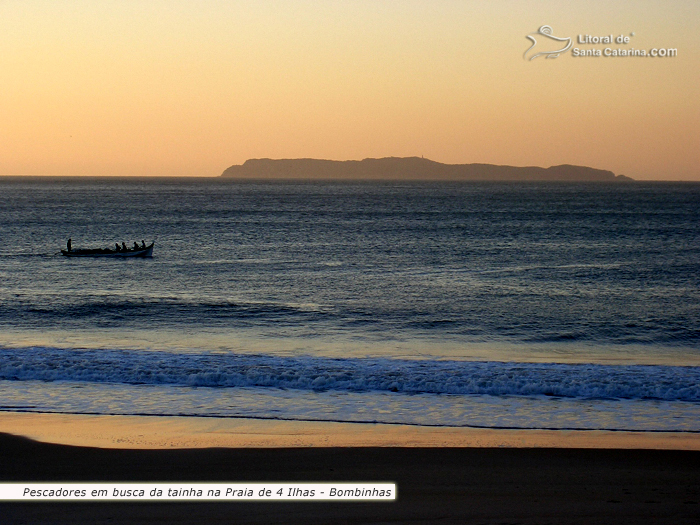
[0,483,396,501]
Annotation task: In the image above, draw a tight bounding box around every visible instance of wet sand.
[1,413,700,524]
[2,412,700,450]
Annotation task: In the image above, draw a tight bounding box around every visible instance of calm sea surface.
[1,178,699,431]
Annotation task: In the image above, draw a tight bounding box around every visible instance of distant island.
[221,157,634,182]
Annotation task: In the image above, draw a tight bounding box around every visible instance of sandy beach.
[1,411,700,450]
[1,413,700,524]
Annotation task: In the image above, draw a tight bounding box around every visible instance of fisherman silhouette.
[524,25,572,61]
[67,238,72,252]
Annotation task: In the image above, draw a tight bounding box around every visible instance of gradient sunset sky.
[1,1,698,180]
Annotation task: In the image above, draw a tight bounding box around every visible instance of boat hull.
[61,243,154,258]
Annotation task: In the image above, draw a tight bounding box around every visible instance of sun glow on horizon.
[0,1,698,180]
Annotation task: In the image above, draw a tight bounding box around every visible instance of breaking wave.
[1,347,699,402]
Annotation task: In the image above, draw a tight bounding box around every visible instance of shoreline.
[2,412,700,523]
[1,411,699,450]
[2,430,700,524]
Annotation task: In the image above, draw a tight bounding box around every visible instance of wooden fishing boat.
[61,242,154,258]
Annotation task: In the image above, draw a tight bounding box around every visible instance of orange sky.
[1,1,698,180]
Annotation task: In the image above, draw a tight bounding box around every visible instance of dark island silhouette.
[221,157,633,181]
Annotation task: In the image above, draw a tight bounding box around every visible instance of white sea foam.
[1,347,699,402]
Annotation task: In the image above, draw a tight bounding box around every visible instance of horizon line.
[2,174,698,182]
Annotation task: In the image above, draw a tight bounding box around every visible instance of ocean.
[1,177,699,432]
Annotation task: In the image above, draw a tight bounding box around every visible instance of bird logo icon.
[524,25,572,61]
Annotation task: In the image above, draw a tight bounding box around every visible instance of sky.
[1,0,698,180]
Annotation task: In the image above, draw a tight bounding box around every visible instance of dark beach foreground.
[1,433,699,524]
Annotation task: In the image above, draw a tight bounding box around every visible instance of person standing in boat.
[67,238,72,252]
[122,242,127,251]
[141,240,146,249]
